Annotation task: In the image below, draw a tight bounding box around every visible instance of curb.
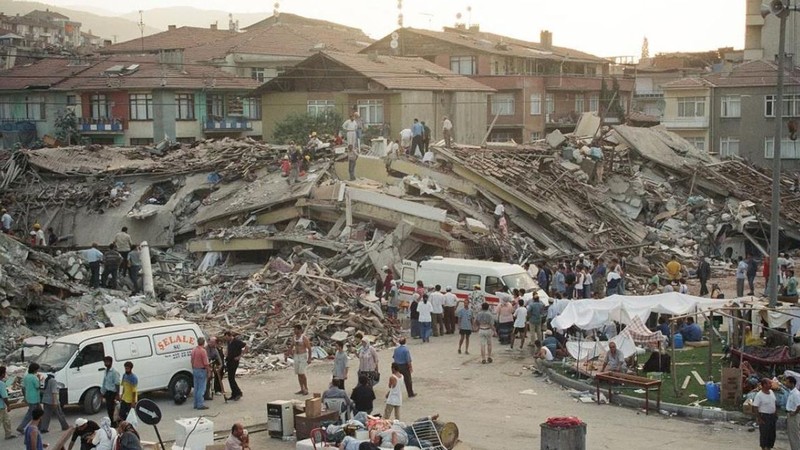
[542,364,751,422]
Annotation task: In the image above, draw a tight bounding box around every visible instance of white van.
[34,319,203,413]
[398,257,538,304]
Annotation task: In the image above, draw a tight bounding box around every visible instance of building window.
[357,99,384,124]
[765,94,800,117]
[685,137,705,151]
[530,94,542,115]
[227,96,244,116]
[251,68,265,82]
[308,100,335,116]
[575,96,584,113]
[175,94,195,120]
[545,94,555,115]
[719,137,740,158]
[207,94,224,118]
[765,137,800,159]
[25,95,45,120]
[90,94,109,119]
[243,97,261,120]
[0,97,11,119]
[450,56,476,75]
[720,95,741,118]
[530,131,541,140]
[130,137,154,146]
[677,96,705,117]
[589,94,599,113]
[491,94,515,116]
[129,93,152,120]
[65,95,77,107]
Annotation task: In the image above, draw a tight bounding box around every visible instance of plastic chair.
[323,398,349,423]
[309,427,328,450]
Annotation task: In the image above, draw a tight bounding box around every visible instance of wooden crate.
[720,367,743,405]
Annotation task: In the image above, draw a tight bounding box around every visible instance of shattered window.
[457,273,480,291]
[0,97,13,119]
[227,95,244,116]
[545,94,555,115]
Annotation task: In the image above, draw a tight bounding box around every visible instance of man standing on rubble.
[410,119,424,157]
[84,243,103,288]
[443,286,458,334]
[697,256,711,297]
[127,245,141,294]
[0,208,11,234]
[442,116,453,148]
[347,145,359,181]
[224,331,246,401]
[113,227,133,277]
[101,243,123,289]
[493,202,505,228]
[666,255,682,282]
[421,121,431,153]
[286,324,312,396]
[342,114,358,149]
[429,285,445,337]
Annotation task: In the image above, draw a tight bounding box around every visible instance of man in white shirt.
[443,287,458,335]
[493,202,505,228]
[442,116,453,148]
[429,286,445,337]
[786,376,800,450]
[510,299,528,350]
[753,377,777,450]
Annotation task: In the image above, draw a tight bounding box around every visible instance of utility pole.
[138,10,145,52]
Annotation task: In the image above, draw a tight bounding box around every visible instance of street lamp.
[761,0,797,307]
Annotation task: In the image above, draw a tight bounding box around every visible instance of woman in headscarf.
[356,334,380,387]
[92,417,117,450]
[115,421,142,450]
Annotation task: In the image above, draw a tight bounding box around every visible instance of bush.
[272,111,343,144]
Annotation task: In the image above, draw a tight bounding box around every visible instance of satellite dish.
[391,32,399,40]
[390,40,399,49]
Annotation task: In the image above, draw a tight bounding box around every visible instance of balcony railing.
[661,116,709,129]
[80,117,124,133]
[634,90,664,98]
[203,115,252,132]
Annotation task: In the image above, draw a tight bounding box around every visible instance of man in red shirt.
[191,337,210,410]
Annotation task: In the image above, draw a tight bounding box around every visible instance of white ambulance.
[34,319,203,413]
[397,257,538,304]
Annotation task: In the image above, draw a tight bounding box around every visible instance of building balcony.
[661,116,709,129]
[203,115,252,132]
[80,117,124,133]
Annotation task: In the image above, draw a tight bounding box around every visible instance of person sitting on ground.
[542,330,567,359]
[601,341,627,373]
[533,340,553,362]
[679,317,703,342]
[657,316,671,339]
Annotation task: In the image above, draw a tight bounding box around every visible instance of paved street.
[8,333,774,449]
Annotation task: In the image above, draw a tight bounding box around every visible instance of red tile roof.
[662,77,714,89]
[0,57,95,90]
[255,51,495,95]
[704,59,800,87]
[100,26,237,54]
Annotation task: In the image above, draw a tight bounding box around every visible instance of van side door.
[399,260,418,301]
[67,342,106,402]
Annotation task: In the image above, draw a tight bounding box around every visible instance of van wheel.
[169,373,192,400]
[82,388,102,414]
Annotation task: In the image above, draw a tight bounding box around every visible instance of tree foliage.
[600,77,626,123]
[54,109,82,146]
[272,110,343,144]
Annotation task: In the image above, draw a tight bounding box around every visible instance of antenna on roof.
[467,5,472,28]
[138,10,145,52]
[397,0,403,27]
[274,2,280,20]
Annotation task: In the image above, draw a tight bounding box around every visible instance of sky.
[52,0,747,58]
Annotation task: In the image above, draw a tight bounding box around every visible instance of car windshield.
[503,272,537,291]
[35,342,78,372]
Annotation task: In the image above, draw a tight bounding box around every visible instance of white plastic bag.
[126,408,139,428]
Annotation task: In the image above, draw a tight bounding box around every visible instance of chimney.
[210,22,217,31]
[103,39,111,47]
[168,25,176,31]
[540,30,552,49]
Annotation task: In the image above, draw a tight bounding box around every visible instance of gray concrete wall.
[152,90,177,142]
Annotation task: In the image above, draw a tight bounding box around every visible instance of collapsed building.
[0,115,799,361]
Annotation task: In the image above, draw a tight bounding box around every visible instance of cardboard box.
[743,399,755,415]
[305,397,321,418]
[721,368,743,405]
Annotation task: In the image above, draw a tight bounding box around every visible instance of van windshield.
[503,273,537,291]
[35,342,78,372]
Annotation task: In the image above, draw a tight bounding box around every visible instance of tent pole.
[707,311,714,383]
[671,319,678,397]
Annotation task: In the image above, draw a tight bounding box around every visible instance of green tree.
[54,109,82,146]
[272,110,343,144]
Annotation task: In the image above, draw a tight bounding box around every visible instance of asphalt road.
[7,332,776,449]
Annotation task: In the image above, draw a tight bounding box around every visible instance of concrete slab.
[573,112,601,138]
[390,159,477,195]
[546,129,566,149]
[187,237,275,253]
[347,188,447,222]
[607,175,630,195]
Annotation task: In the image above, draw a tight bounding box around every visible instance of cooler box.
[174,417,214,450]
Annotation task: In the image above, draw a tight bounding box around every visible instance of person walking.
[754,377,778,450]
[429,286,444,337]
[23,407,44,450]
[356,335,380,387]
[697,257,711,297]
[417,294,433,343]
[526,294,544,343]
[0,366,13,440]
[17,363,41,434]
[84,243,103,288]
[332,341,348,390]
[40,373,68,434]
[409,294,420,339]
[100,357,120,424]
[392,338,415,398]
[286,324,311,396]
[746,253,759,296]
[191,337,210,410]
[119,362,137,421]
[736,256,747,298]
[457,299,473,355]
[383,363,404,420]
[476,303,494,364]
[442,116,453,148]
[224,331,246,401]
[785,376,800,450]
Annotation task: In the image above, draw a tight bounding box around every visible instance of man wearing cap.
[443,286,458,334]
[0,208,12,234]
[32,223,46,246]
[68,418,99,450]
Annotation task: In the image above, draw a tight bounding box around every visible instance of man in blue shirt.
[0,365,13,439]
[100,356,120,425]
[83,243,104,288]
[679,317,703,342]
[392,338,415,398]
[16,363,41,435]
[410,119,424,157]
